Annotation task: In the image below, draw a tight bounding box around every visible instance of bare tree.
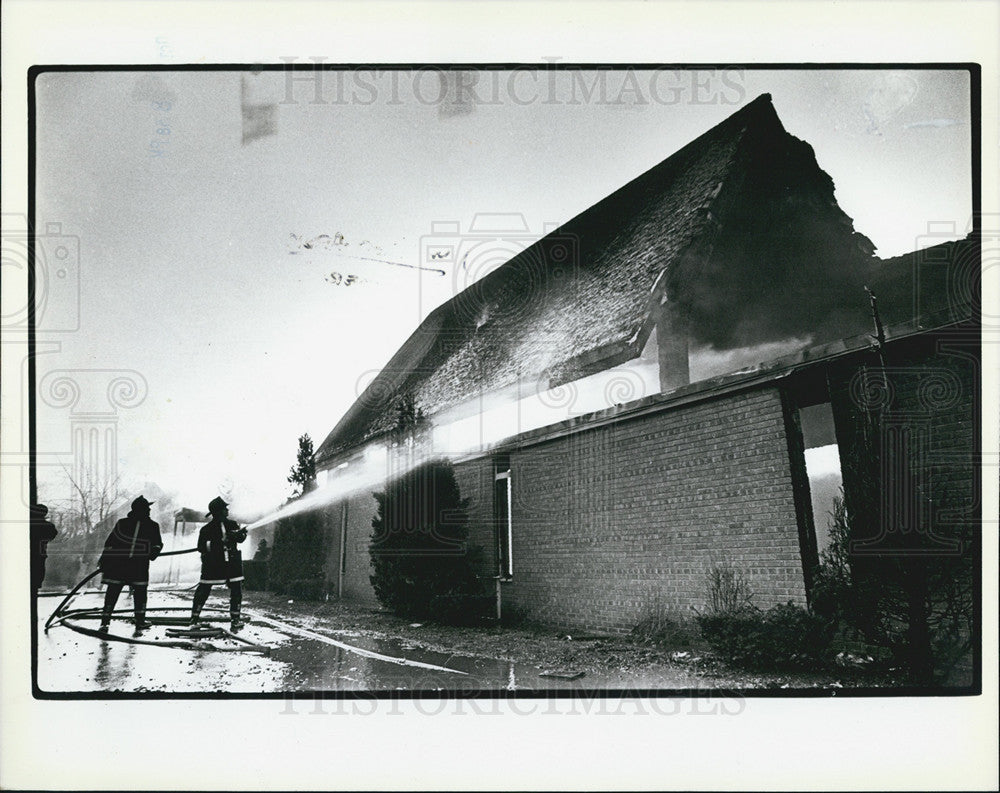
[40,465,129,587]
[58,464,128,539]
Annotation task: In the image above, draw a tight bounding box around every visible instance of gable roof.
[316,93,874,464]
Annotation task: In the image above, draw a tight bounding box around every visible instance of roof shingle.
[317,94,874,463]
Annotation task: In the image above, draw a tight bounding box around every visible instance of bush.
[697,602,835,669]
[44,551,88,589]
[812,493,974,684]
[705,562,754,614]
[268,508,327,598]
[809,495,856,624]
[429,593,495,626]
[631,604,698,649]
[836,396,976,685]
[369,458,488,623]
[242,559,268,591]
[499,603,529,628]
[286,578,326,601]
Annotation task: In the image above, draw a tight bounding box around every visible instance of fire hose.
[44,546,269,653]
[44,547,469,674]
[44,546,197,632]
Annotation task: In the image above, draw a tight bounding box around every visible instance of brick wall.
[318,327,976,638]
[453,386,808,634]
[452,456,498,582]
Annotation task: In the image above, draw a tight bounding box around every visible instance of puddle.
[37,591,705,693]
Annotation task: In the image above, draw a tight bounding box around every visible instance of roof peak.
[315,91,808,462]
[722,91,778,127]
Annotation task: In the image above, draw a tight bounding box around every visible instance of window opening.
[799,402,843,556]
[494,455,512,580]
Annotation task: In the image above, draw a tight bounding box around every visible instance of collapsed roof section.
[317,93,892,464]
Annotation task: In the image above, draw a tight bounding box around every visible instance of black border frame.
[27,62,983,702]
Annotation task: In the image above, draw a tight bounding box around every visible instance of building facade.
[306,94,978,634]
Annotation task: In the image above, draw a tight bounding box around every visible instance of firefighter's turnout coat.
[198,517,247,584]
[99,513,163,586]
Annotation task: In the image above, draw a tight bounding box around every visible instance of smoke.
[688,336,814,381]
[672,122,877,352]
[247,326,824,532]
[246,354,663,530]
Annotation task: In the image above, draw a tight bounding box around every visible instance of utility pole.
[865,285,888,368]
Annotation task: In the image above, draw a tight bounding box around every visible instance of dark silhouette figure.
[30,504,58,591]
[98,495,162,634]
[191,497,247,631]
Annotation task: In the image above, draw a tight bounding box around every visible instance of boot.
[100,583,122,634]
[133,587,151,632]
[229,582,243,632]
[191,583,211,626]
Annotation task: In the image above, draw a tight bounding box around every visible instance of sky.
[32,67,973,517]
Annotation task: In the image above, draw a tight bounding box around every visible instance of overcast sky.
[33,67,972,517]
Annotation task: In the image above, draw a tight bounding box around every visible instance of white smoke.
[245,333,815,530]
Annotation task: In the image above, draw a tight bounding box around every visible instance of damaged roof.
[865,236,978,328]
[316,93,875,464]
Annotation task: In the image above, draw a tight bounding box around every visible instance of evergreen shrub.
[369,458,487,623]
[268,508,326,599]
[242,559,269,591]
[697,602,835,669]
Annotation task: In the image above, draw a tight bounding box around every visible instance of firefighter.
[30,504,59,591]
[191,497,247,631]
[98,495,162,633]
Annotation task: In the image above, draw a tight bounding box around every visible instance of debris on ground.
[835,651,875,667]
[172,591,908,690]
[539,670,585,680]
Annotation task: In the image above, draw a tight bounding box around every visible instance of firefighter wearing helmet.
[98,495,163,633]
[190,496,248,631]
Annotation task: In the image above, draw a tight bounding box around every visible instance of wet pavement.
[38,591,700,693]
